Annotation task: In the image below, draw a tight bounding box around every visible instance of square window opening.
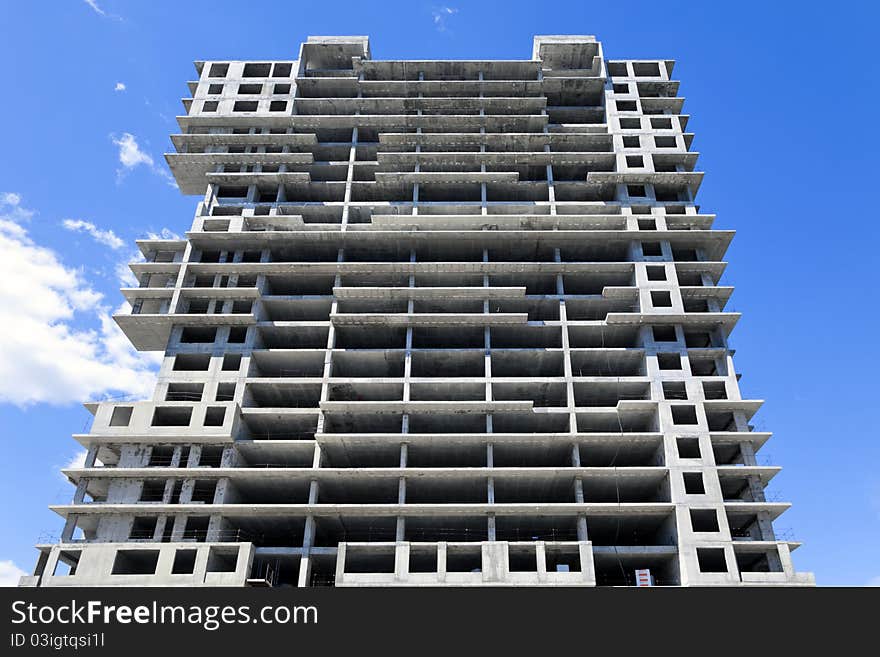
[646,265,666,280]
[110,406,133,427]
[627,185,646,197]
[690,509,720,533]
[207,63,229,78]
[677,438,702,460]
[651,291,672,307]
[683,472,706,494]
[207,547,239,572]
[652,325,677,342]
[626,155,644,168]
[607,62,628,77]
[641,241,662,257]
[216,383,236,402]
[228,327,247,344]
[671,405,699,425]
[204,407,226,427]
[696,547,728,573]
[130,516,158,540]
[172,549,197,574]
[111,550,160,575]
[242,63,271,77]
[633,62,661,77]
[662,381,687,400]
[272,62,293,77]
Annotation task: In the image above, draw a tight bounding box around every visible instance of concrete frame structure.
[23,35,813,587]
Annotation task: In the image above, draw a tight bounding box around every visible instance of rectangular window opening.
[677,438,702,460]
[683,471,705,494]
[690,509,720,533]
[671,405,699,425]
[111,550,160,575]
[696,547,728,573]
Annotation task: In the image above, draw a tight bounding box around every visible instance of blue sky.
[0,0,877,586]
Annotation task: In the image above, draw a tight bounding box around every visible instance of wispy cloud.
[84,0,106,15]
[431,6,458,32]
[62,219,125,250]
[114,82,126,92]
[0,560,26,587]
[869,575,880,587]
[83,0,122,21]
[0,194,159,407]
[1,192,35,222]
[146,228,181,240]
[110,132,174,185]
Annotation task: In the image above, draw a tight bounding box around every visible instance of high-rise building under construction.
[22,35,814,587]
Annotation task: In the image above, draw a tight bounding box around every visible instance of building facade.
[23,35,814,587]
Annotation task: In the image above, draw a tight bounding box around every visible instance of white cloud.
[64,450,88,470]
[62,219,125,250]
[114,82,126,92]
[431,6,458,32]
[115,259,138,287]
[113,132,153,169]
[83,0,122,20]
[147,228,181,240]
[84,0,106,16]
[0,560,27,587]
[111,133,174,185]
[0,195,158,407]
[868,575,880,587]
[2,191,35,222]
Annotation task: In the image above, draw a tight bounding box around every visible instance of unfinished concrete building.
[23,35,814,587]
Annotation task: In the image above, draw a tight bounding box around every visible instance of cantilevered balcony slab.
[319,400,533,413]
[134,238,186,257]
[50,502,675,520]
[120,286,260,304]
[722,502,791,520]
[168,152,315,194]
[170,133,318,150]
[294,96,547,114]
[709,431,772,449]
[205,171,311,186]
[332,286,526,300]
[376,151,615,168]
[178,113,549,132]
[183,260,644,277]
[379,132,551,149]
[374,171,519,185]
[119,287,175,302]
[64,467,669,495]
[316,431,663,448]
[114,312,255,351]
[679,285,734,304]
[703,399,764,418]
[716,466,780,485]
[368,213,627,231]
[329,312,528,326]
[606,311,741,331]
[587,171,704,189]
